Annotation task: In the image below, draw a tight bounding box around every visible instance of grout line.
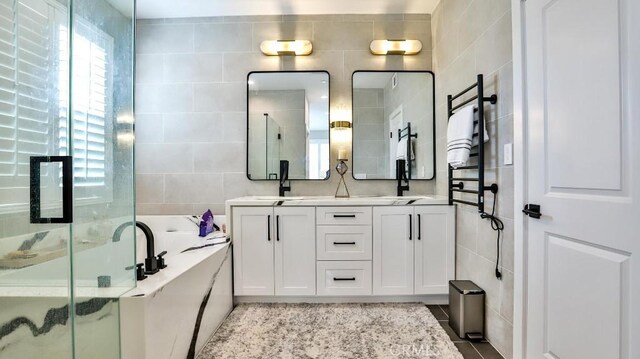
[469,342,486,359]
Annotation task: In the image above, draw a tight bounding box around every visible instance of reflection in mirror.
[352,71,435,180]
[247,71,330,180]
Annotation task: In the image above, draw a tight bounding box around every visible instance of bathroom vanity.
[226,196,454,302]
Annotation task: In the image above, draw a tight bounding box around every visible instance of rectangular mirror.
[247,71,330,180]
[351,71,435,180]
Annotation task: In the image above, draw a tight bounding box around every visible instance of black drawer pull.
[267,215,271,241]
[333,277,356,281]
[333,214,356,218]
[333,241,356,245]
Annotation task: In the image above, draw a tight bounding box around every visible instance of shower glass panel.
[266,115,281,179]
[0,0,135,358]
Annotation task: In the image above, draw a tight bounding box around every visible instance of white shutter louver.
[0,0,114,212]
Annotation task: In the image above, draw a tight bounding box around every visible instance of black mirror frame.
[350,70,436,181]
[246,70,331,182]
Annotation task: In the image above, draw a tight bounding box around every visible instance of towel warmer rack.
[397,122,417,179]
[447,74,498,212]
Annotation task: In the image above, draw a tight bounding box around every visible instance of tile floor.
[426,305,504,359]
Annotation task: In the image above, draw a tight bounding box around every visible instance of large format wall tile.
[433,0,514,357]
[135,15,434,214]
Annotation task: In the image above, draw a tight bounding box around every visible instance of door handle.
[267,215,271,241]
[30,156,73,224]
[417,214,421,240]
[276,215,280,241]
[522,204,542,219]
[409,214,412,240]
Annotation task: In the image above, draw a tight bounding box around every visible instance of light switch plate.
[504,143,513,165]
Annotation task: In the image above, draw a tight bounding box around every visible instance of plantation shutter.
[0,0,59,210]
[59,20,113,189]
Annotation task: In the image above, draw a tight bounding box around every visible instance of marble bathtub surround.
[432,0,514,357]
[198,303,463,359]
[187,245,231,358]
[135,14,434,215]
[120,216,233,359]
[0,298,116,342]
[0,296,121,358]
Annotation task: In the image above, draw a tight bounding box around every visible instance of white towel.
[447,105,476,168]
[396,138,415,161]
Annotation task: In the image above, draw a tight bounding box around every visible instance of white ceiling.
[136,0,440,19]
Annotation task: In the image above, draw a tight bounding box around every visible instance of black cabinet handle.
[333,214,356,218]
[267,215,271,241]
[276,215,280,241]
[417,214,421,240]
[333,277,356,281]
[30,156,73,224]
[409,214,412,240]
[333,241,356,245]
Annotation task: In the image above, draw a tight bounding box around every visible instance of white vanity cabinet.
[372,206,456,296]
[372,207,415,295]
[232,207,274,295]
[228,196,455,300]
[274,207,316,295]
[232,206,316,296]
[413,206,456,294]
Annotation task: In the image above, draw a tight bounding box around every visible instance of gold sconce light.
[330,121,352,130]
[260,40,313,56]
[369,39,423,55]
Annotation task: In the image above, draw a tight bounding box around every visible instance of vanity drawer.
[316,226,372,260]
[316,207,372,226]
[317,261,372,296]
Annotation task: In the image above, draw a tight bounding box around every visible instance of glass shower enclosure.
[0,0,135,358]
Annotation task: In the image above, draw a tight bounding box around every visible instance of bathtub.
[119,215,233,359]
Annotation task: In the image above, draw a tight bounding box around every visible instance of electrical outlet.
[504,143,513,165]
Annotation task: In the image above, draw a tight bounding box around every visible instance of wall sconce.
[369,39,423,55]
[330,121,352,130]
[260,40,313,56]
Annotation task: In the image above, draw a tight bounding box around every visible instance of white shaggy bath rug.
[197,303,463,359]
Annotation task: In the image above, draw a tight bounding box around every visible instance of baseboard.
[234,295,448,304]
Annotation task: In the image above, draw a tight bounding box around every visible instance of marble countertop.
[226,195,450,207]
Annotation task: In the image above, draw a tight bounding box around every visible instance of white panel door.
[232,207,274,296]
[373,206,414,295]
[523,0,639,357]
[414,206,455,295]
[274,207,316,296]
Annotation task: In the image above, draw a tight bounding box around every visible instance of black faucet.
[113,221,165,276]
[396,159,410,197]
[279,160,291,197]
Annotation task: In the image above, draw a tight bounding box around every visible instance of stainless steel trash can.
[449,280,485,341]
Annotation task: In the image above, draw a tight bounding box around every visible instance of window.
[58,20,114,194]
[308,139,329,180]
[0,0,113,213]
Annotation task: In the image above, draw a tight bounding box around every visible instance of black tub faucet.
[279,160,291,197]
[396,159,410,197]
[113,221,162,275]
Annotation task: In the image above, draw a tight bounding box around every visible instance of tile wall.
[431,0,514,357]
[135,14,434,215]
